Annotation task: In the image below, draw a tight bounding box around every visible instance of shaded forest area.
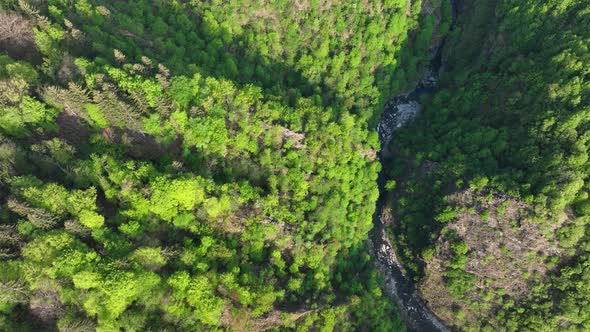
[385,0,590,330]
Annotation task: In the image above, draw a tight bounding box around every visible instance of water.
[369,3,457,331]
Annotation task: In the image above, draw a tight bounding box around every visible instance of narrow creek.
[369,2,459,331]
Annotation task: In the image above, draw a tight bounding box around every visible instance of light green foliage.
[78,210,104,229]
[0,56,38,83]
[385,179,397,191]
[39,0,426,120]
[21,233,161,328]
[0,96,57,138]
[84,104,108,129]
[16,180,101,226]
[18,180,70,214]
[78,268,161,324]
[167,272,224,326]
[0,0,438,329]
[148,176,205,221]
[168,75,200,110]
[73,271,101,289]
[132,247,167,271]
[0,261,28,311]
[435,206,458,223]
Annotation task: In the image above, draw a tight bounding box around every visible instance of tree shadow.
[56,0,328,111]
[39,0,436,125]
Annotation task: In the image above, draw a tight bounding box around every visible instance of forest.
[384,0,590,331]
[0,0,441,330]
[2,0,589,331]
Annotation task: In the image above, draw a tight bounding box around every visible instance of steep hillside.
[385,0,590,330]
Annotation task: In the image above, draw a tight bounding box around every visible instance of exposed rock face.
[369,207,451,332]
[378,100,422,150]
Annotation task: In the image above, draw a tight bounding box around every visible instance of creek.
[369,1,460,330]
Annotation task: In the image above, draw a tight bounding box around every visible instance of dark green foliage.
[385,0,590,330]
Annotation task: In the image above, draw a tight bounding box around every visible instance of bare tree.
[0,225,21,259]
[0,280,29,304]
[7,198,60,230]
[0,12,37,60]
[64,220,91,238]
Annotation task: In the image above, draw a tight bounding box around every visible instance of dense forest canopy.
[0,0,450,330]
[31,0,434,120]
[3,0,590,331]
[385,0,590,330]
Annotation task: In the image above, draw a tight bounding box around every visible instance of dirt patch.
[359,146,377,161]
[280,126,305,149]
[254,8,279,23]
[292,0,310,11]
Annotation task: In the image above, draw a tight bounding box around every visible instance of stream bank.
[369,1,460,331]
[369,68,450,332]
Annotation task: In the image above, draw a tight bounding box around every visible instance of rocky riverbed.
[371,77,450,330]
[369,1,459,331]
